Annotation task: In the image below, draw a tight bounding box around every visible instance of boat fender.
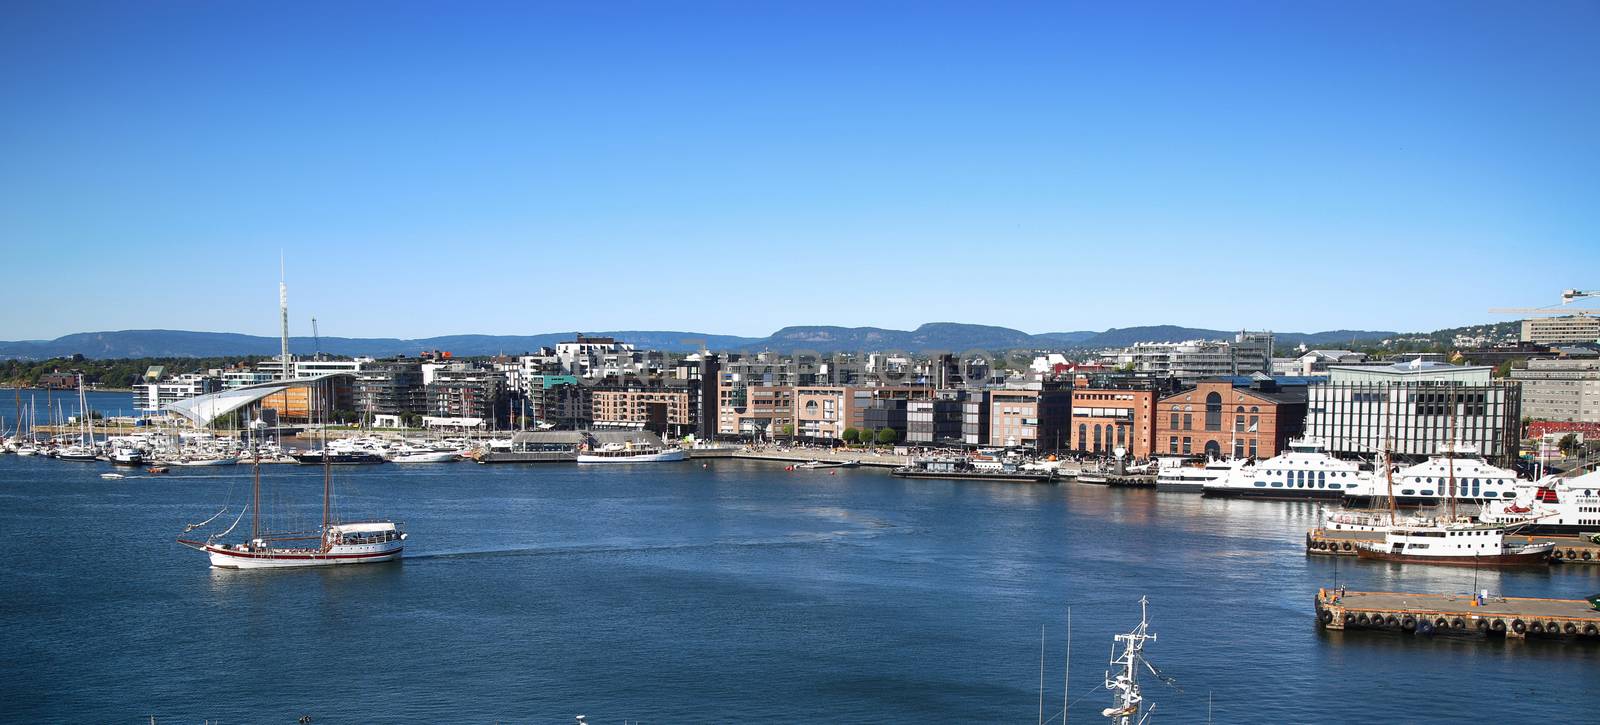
[1418,620,1434,635]
[1342,542,1352,552]
[1568,549,1578,560]
[1343,613,1356,624]
[1584,551,1593,561]
[1356,614,1371,626]
[1385,616,1399,628]
[1586,624,1599,637]
[1553,549,1564,559]
[1511,619,1526,634]
[1491,619,1506,633]
[1565,623,1579,635]
[1434,617,1449,630]
[1319,609,1333,625]
[1477,619,1490,632]
[1400,616,1416,631]
[1451,618,1466,630]
[1530,622,1544,634]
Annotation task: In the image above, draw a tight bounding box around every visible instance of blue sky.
[1,1,1596,340]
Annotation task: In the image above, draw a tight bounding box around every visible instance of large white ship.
[1203,437,1375,500]
[1479,468,1600,535]
[1343,443,1520,507]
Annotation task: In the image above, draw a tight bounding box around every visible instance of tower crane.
[1488,289,1600,317]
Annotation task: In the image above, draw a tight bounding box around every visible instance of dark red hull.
[1355,548,1551,567]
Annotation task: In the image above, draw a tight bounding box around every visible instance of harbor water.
[3,394,1600,721]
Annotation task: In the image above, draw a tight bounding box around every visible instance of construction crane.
[312,317,321,358]
[1489,289,1600,317]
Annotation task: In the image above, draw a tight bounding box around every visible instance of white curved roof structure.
[164,373,349,428]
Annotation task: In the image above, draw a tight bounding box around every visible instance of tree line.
[0,356,271,389]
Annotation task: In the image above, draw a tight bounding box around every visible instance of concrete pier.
[1316,588,1600,639]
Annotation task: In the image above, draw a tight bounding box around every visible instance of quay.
[1315,588,1600,639]
[1305,528,1600,564]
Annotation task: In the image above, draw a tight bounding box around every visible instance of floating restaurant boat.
[1343,443,1520,508]
[576,442,687,464]
[891,457,1054,483]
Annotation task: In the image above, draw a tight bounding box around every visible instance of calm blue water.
[2,394,1599,721]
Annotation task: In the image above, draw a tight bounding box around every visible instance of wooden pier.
[1315,588,1600,639]
[1305,528,1600,565]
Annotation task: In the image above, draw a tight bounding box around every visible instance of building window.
[1170,413,1179,431]
[1182,437,1192,454]
[1169,436,1179,454]
[1205,392,1222,431]
[1183,414,1192,430]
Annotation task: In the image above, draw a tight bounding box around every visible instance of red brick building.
[1069,387,1158,458]
[1155,379,1307,460]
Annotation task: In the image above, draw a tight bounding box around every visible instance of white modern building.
[133,373,221,413]
[1109,331,1275,380]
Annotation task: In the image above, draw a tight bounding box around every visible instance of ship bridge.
[163,373,350,428]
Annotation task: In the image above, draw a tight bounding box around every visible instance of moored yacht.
[1203,437,1374,500]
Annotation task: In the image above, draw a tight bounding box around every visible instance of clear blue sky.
[2,1,1596,341]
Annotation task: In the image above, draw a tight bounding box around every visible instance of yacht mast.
[321,378,332,543]
[1103,597,1156,725]
[251,447,261,542]
[1447,389,1458,521]
[279,253,292,382]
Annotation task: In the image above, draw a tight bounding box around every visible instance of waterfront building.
[425,364,508,426]
[133,373,221,414]
[907,393,965,445]
[1511,358,1600,423]
[354,359,426,418]
[1155,377,1307,460]
[792,386,859,442]
[591,384,694,437]
[1270,350,1367,377]
[1520,315,1600,345]
[985,383,1070,450]
[1069,384,1158,458]
[862,398,909,442]
[1305,361,1521,463]
[961,390,990,447]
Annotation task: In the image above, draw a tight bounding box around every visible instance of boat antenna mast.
[1103,597,1158,725]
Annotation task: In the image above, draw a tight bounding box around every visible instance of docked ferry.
[1343,444,1520,508]
[1479,469,1600,535]
[892,457,1055,483]
[1203,438,1375,500]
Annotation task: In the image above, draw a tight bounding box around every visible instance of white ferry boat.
[1344,443,1520,507]
[1479,469,1600,535]
[576,442,687,464]
[1154,458,1246,493]
[1203,437,1374,500]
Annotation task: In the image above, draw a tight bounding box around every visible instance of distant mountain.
[0,323,1419,360]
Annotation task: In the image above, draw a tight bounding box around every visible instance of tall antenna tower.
[280,253,292,381]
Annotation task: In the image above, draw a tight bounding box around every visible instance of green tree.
[1559,433,1579,456]
[779,423,795,438]
[1495,358,1525,378]
[841,428,859,443]
[876,427,899,444]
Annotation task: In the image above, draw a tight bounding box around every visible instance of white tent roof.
[163,374,348,428]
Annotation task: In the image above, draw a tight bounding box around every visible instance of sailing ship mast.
[1103,597,1158,725]
[1447,388,1458,522]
